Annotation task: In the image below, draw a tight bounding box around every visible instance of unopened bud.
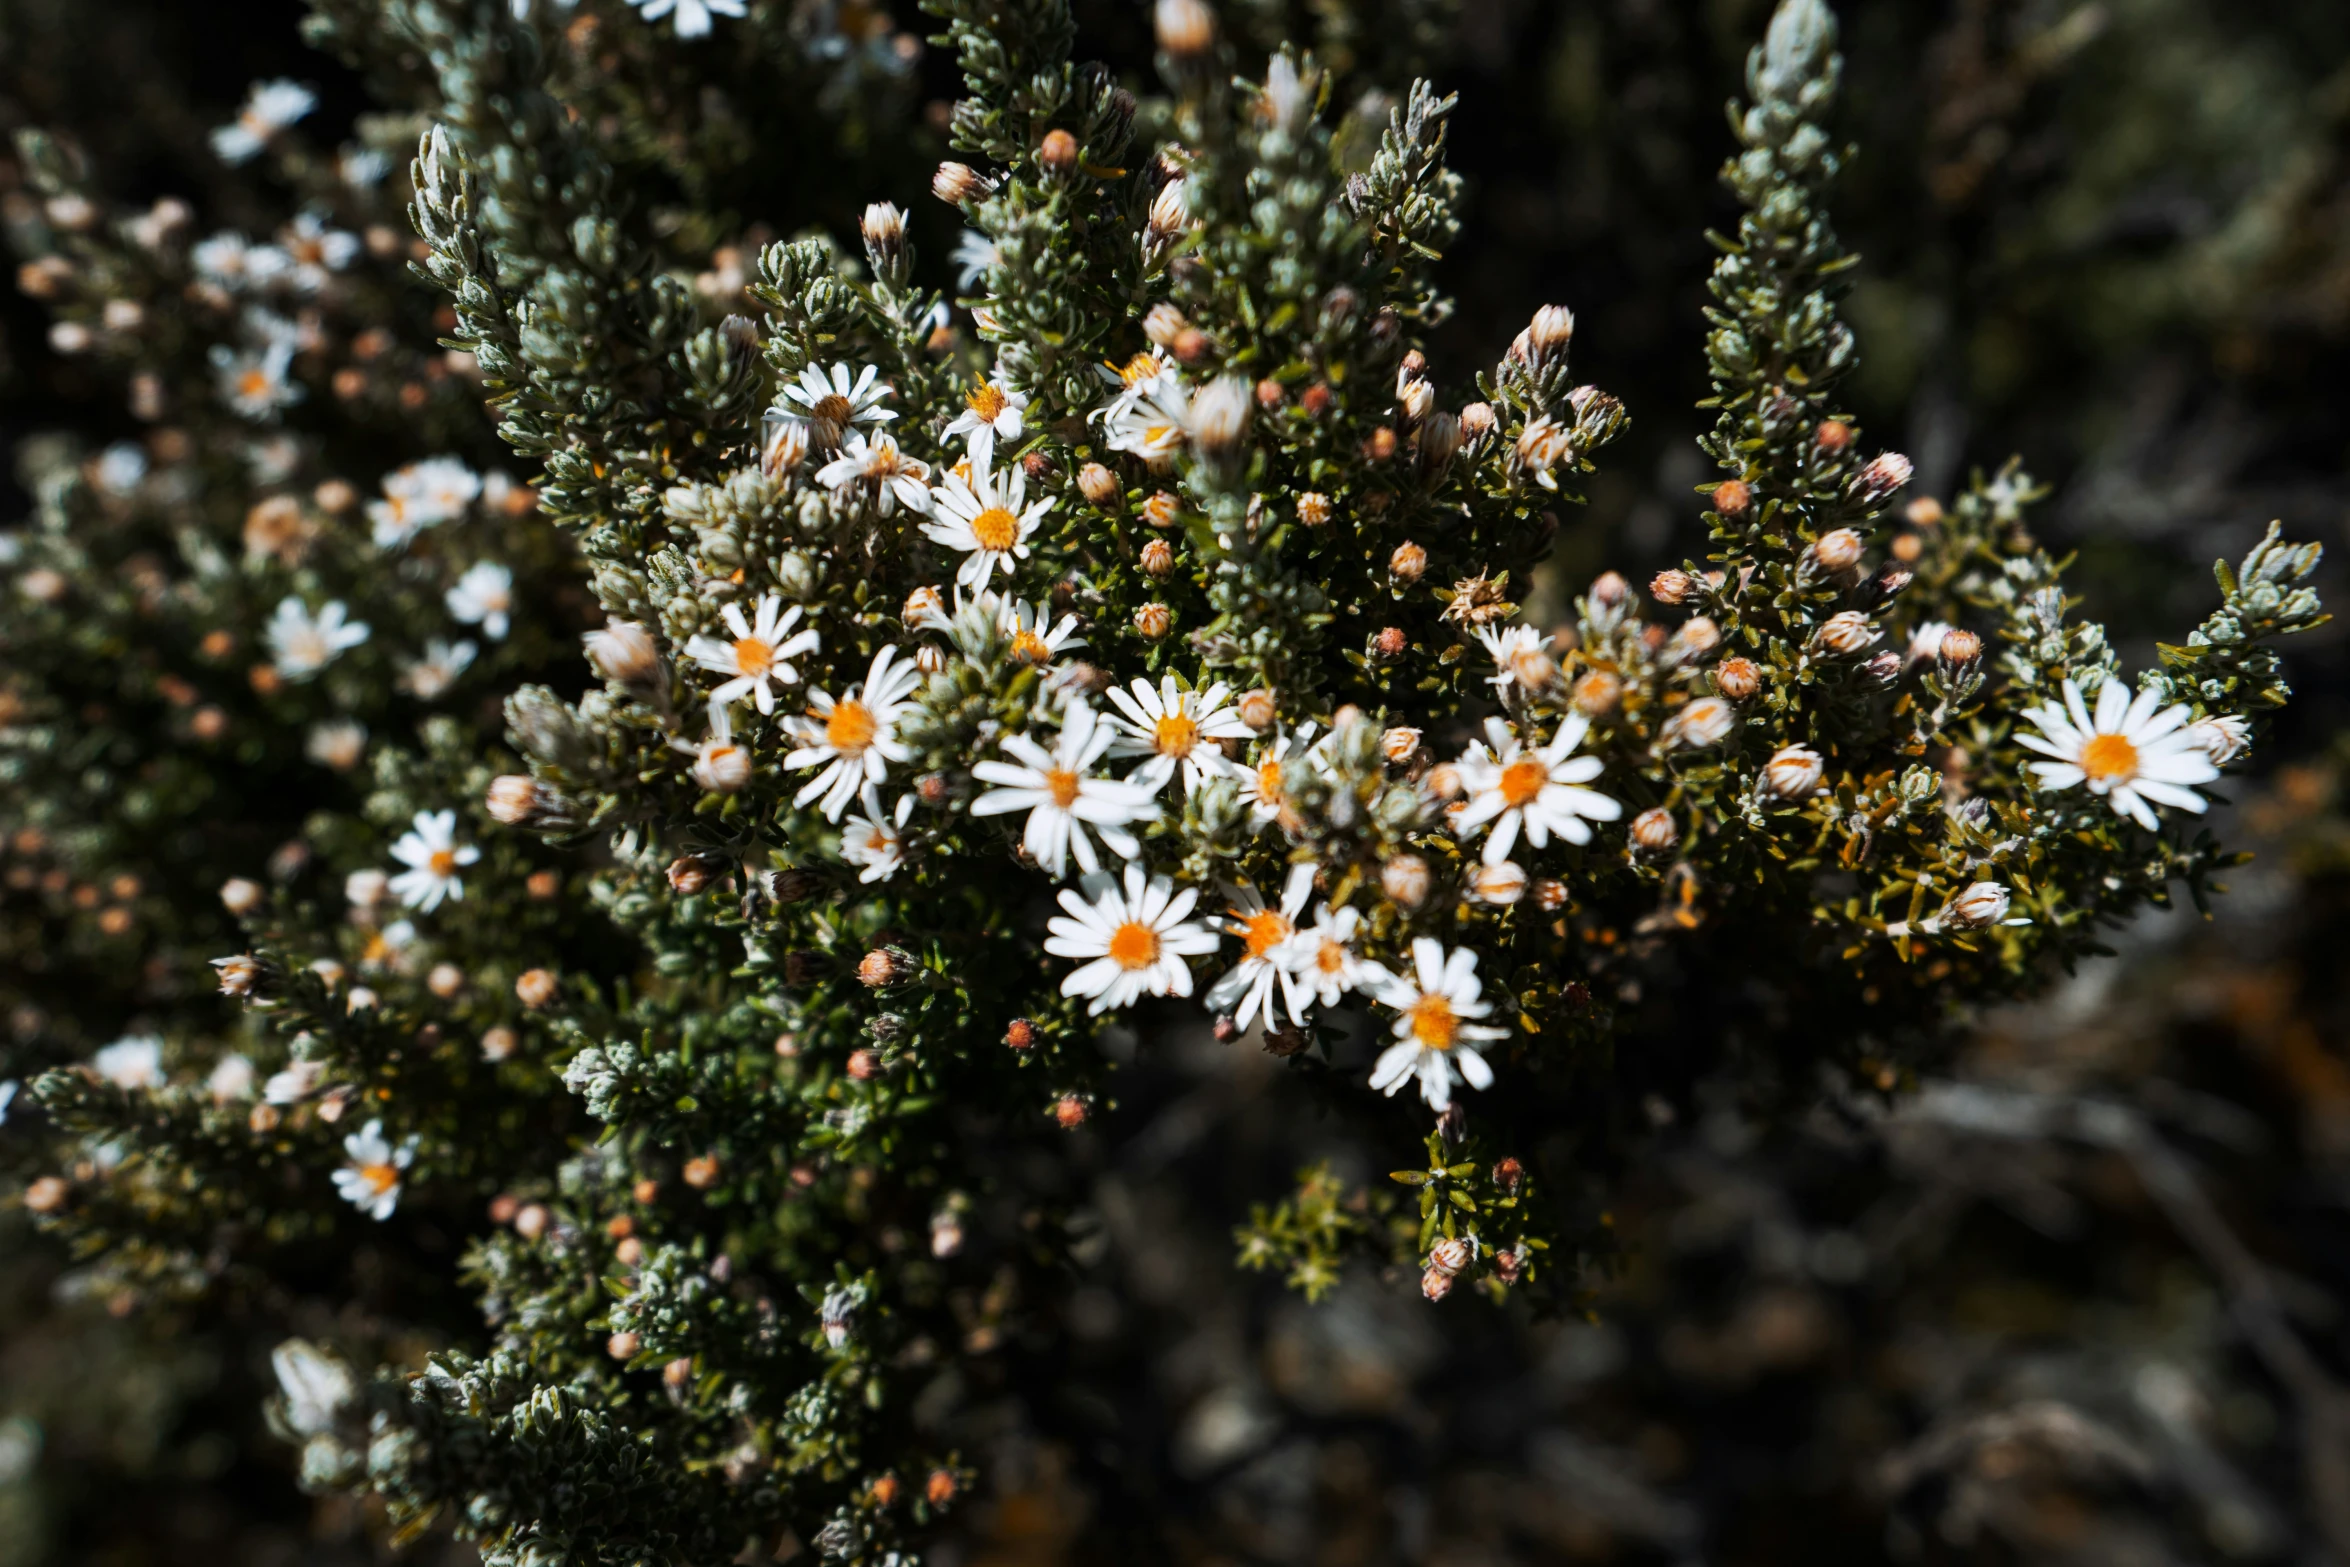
[1381,853,1431,909]
[1295,491,1332,528]
[1142,490,1181,529]
[1673,616,1720,657]
[682,1155,720,1189]
[859,202,907,272]
[1711,479,1752,518]
[1804,528,1863,575]
[1139,539,1175,578]
[1079,463,1122,508]
[515,968,559,1008]
[1237,689,1276,730]
[1054,1093,1090,1129]
[1420,1265,1455,1302]
[1813,610,1880,656]
[1418,410,1463,471]
[1589,571,1630,609]
[1381,726,1422,764]
[858,946,918,989]
[487,774,557,827]
[1005,1017,1038,1050]
[428,963,464,998]
[1154,0,1216,55]
[667,855,720,896]
[585,620,662,686]
[846,1048,880,1080]
[1814,419,1852,452]
[1662,696,1735,749]
[1759,745,1825,802]
[220,877,264,916]
[1938,628,1982,665]
[1571,669,1621,716]
[1428,1236,1472,1276]
[1389,542,1427,583]
[607,1331,640,1361]
[1714,656,1761,702]
[1527,304,1575,359]
[1143,302,1187,348]
[694,737,752,794]
[1134,603,1171,640]
[213,954,261,997]
[1374,626,1407,659]
[1851,451,1915,505]
[1470,861,1527,905]
[931,161,989,207]
[1650,569,1696,605]
[1037,129,1079,176]
[1630,807,1678,853]
[1942,881,2011,930]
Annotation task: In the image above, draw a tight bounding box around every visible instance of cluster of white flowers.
[370,457,482,548]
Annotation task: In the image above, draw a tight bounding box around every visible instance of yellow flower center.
[1408,995,1458,1051]
[970,506,1021,552]
[967,383,1009,420]
[428,849,458,878]
[733,636,774,676]
[1119,352,1160,386]
[1008,629,1051,665]
[1107,921,1161,971]
[1238,909,1291,960]
[826,699,878,754]
[1316,938,1348,976]
[1154,713,1200,758]
[1045,768,1082,808]
[2080,732,2139,783]
[238,368,271,400]
[1498,757,1548,808]
[359,1162,400,1195]
[1255,760,1284,804]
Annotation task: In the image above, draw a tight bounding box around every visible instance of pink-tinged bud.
[1418,410,1462,471]
[1714,656,1761,702]
[1814,419,1852,452]
[1381,853,1432,909]
[515,968,559,1008]
[1813,610,1880,657]
[427,963,465,999]
[1662,697,1735,750]
[1420,1265,1456,1302]
[1237,689,1277,730]
[667,855,720,896]
[1804,528,1863,575]
[607,1331,640,1361]
[1054,1093,1090,1129]
[1143,302,1187,347]
[1295,491,1332,528]
[858,946,917,989]
[487,774,557,826]
[847,1048,880,1080]
[931,161,990,206]
[1938,628,1982,665]
[1650,569,1696,605]
[1079,463,1122,508]
[1389,542,1428,583]
[694,736,752,794]
[1142,490,1182,529]
[1526,304,1575,359]
[2189,714,2251,766]
[1381,726,1422,763]
[1570,668,1622,716]
[1428,1236,1472,1276]
[212,954,261,997]
[1673,616,1720,657]
[1712,479,1753,518]
[481,1026,518,1062]
[1037,129,1079,176]
[1759,745,1825,803]
[1140,539,1176,578]
[1458,402,1496,443]
[1589,571,1630,608]
[1154,0,1217,55]
[1630,807,1679,853]
[1470,861,1527,905]
[1004,1017,1038,1050]
[1852,451,1916,505]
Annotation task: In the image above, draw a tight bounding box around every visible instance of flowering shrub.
[0,0,2325,1561]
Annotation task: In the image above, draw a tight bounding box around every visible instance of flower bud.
[1942,881,2011,930]
[1078,462,1122,508]
[760,410,810,477]
[1142,490,1181,529]
[1188,375,1253,468]
[1420,1265,1455,1302]
[1418,410,1462,471]
[1295,491,1332,528]
[1814,419,1852,452]
[858,946,918,989]
[1133,603,1172,641]
[1714,656,1761,701]
[1368,626,1405,660]
[1236,689,1276,730]
[1673,616,1720,657]
[427,963,464,999]
[1630,807,1678,853]
[1446,401,1492,445]
[1650,569,1696,606]
[487,774,557,826]
[1428,1236,1472,1276]
[585,620,662,686]
[694,736,752,794]
[1813,610,1880,656]
[1139,538,1175,578]
[1759,745,1825,802]
[481,1026,518,1062]
[1568,669,1619,717]
[1005,1018,1038,1050]
[1037,129,1079,176]
[607,1331,640,1361]
[1937,628,1982,666]
[1851,451,1915,505]
[344,868,389,909]
[1053,1093,1090,1129]
[1712,479,1753,517]
[1470,861,1527,905]
[2190,714,2251,766]
[213,954,261,997]
[515,968,559,1008]
[682,1155,720,1189]
[931,161,989,207]
[1381,853,1431,910]
[1803,528,1863,575]
[667,855,720,896]
[1154,0,1216,55]
[1526,303,1575,360]
[859,202,907,273]
[1381,726,1422,764]
[1389,542,1428,583]
[846,1048,880,1081]
[1143,302,1187,348]
[1662,696,1735,750]
[220,877,264,916]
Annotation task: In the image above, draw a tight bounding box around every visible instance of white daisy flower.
[192,231,286,291]
[784,645,922,821]
[691,701,752,793]
[370,457,482,548]
[92,1035,165,1090]
[305,718,368,771]
[1045,863,1220,1016]
[387,809,480,913]
[923,460,1055,588]
[1205,863,1317,1030]
[953,230,1001,289]
[1367,938,1508,1111]
[267,596,370,679]
[264,1058,325,1105]
[331,1120,418,1221]
[997,596,1084,668]
[941,376,1028,471]
[684,593,820,716]
[1279,901,1373,1009]
[212,79,315,166]
[207,1055,257,1102]
[271,1340,355,1436]
[1234,724,1326,828]
[780,362,894,449]
[629,0,745,36]
[211,336,302,420]
[401,638,478,701]
[840,788,915,884]
[1105,675,1252,793]
[1454,715,1622,865]
[1101,370,1192,468]
[445,561,514,640]
[2016,676,2220,830]
[1477,624,1558,696]
[95,442,148,495]
[970,698,1161,878]
[814,430,932,516]
[280,212,361,292]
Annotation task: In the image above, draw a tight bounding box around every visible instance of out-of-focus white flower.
[212,79,316,166]
[305,718,368,771]
[839,788,915,884]
[2189,714,2252,767]
[266,596,370,679]
[1234,725,1326,829]
[953,230,1000,290]
[628,0,745,36]
[445,561,514,640]
[814,431,932,516]
[1478,624,1558,696]
[92,1035,165,1090]
[401,638,478,701]
[211,336,302,420]
[280,212,361,292]
[387,809,479,913]
[271,1340,355,1436]
[1046,863,1220,1015]
[370,457,482,548]
[95,443,148,496]
[330,1120,417,1220]
[208,1055,257,1102]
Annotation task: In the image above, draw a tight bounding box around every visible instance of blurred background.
[4,0,2349,1561]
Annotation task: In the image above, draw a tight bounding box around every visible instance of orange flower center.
[1316,938,1348,976]
[2080,732,2139,783]
[1044,768,1082,808]
[826,699,878,754]
[1106,921,1161,971]
[1255,760,1284,804]
[1498,758,1548,808]
[1119,352,1160,386]
[967,383,1009,420]
[359,1162,400,1195]
[1408,995,1458,1050]
[970,506,1021,552]
[428,849,458,877]
[1238,909,1291,960]
[1154,713,1200,758]
[733,636,775,676]
[238,368,271,400]
[1008,629,1050,665]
